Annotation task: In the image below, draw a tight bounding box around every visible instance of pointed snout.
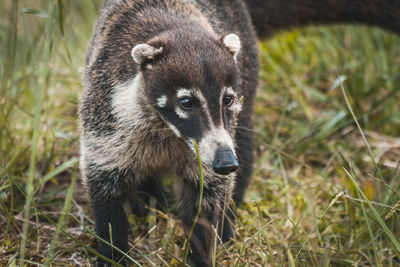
[212,148,239,175]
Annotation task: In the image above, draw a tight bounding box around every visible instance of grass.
[1,0,399,266]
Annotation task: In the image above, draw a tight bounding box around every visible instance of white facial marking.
[198,127,235,165]
[224,87,236,96]
[230,101,242,113]
[166,122,182,137]
[222,33,241,59]
[193,90,207,104]
[186,139,196,154]
[193,90,213,124]
[157,95,167,108]
[131,44,163,65]
[175,106,189,119]
[177,88,192,98]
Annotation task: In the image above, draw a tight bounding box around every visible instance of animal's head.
[131,30,242,175]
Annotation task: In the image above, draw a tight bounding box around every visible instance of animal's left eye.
[223,95,235,107]
[179,97,193,109]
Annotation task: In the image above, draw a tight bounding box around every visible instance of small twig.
[385,199,400,220]
[343,194,397,210]
[14,215,56,231]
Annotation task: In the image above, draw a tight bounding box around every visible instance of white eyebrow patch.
[224,87,236,96]
[177,88,192,98]
[193,90,207,105]
[157,95,167,108]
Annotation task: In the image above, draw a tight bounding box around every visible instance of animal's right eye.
[223,95,235,107]
[179,97,193,110]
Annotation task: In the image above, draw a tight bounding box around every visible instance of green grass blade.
[338,71,381,173]
[182,139,204,266]
[36,157,78,189]
[44,163,78,265]
[343,168,400,252]
[20,0,57,262]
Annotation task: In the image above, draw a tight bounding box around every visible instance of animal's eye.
[223,95,235,107]
[179,97,193,109]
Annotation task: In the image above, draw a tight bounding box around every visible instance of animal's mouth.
[212,148,239,175]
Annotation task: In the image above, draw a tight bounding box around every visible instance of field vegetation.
[1,0,399,266]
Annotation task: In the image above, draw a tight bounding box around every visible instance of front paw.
[187,253,214,267]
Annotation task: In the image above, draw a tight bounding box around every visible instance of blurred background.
[1,0,399,266]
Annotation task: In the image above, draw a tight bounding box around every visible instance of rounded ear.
[131,44,163,65]
[222,33,241,59]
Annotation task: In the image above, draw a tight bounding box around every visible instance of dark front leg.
[86,167,131,266]
[177,176,233,267]
[93,198,129,266]
[129,176,168,218]
[219,202,236,244]
[185,212,218,267]
[180,198,217,266]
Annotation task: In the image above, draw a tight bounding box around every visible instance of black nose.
[212,148,239,175]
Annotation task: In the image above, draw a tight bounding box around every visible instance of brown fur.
[244,0,400,38]
[80,0,258,266]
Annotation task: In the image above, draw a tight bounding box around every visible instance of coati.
[80,0,398,266]
[80,0,258,266]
